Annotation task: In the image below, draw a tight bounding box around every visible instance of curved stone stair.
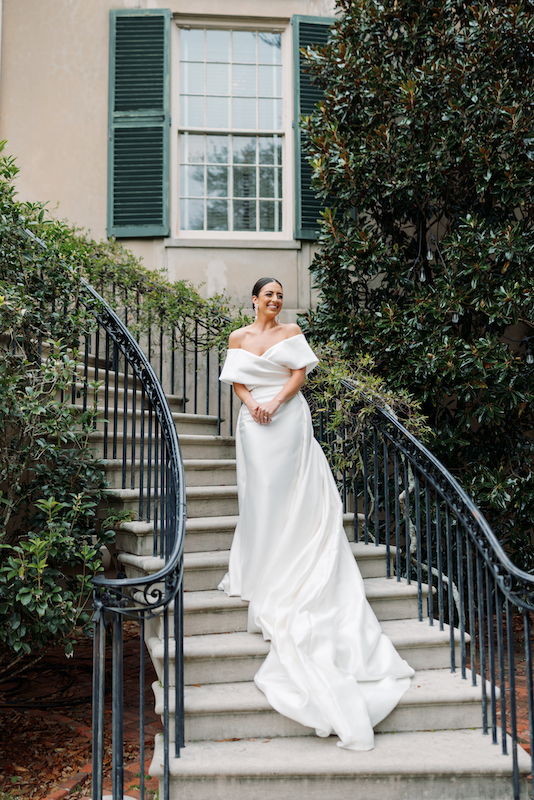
[95,397,529,799]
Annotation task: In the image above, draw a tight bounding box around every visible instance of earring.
[254,303,258,318]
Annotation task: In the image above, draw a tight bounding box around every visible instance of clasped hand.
[249,400,279,425]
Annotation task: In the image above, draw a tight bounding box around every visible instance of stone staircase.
[93,382,529,799]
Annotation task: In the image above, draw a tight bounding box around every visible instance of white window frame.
[169,16,294,241]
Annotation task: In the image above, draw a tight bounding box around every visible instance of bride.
[218,277,414,751]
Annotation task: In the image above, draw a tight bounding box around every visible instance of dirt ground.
[0,622,160,800]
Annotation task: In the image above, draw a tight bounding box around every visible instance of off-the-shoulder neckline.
[229,333,305,359]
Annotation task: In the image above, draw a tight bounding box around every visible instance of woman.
[218,277,414,751]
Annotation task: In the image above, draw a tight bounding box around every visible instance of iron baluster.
[505,598,520,799]
[383,438,390,577]
[393,451,401,581]
[456,523,467,679]
[495,589,508,755]
[414,471,423,622]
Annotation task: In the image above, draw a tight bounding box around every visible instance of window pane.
[180,134,205,163]
[207,63,229,95]
[234,199,256,231]
[181,165,204,197]
[259,65,282,98]
[181,95,204,127]
[207,135,229,164]
[180,29,204,61]
[233,137,257,164]
[258,98,281,130]
[207,166,228,197]
[258,33,281,64]
[260,200,282,231]
[206,96,229,128]
[233,166,256,197]
[233,31,256,63]
[206,30,230,62]
[180,62,204,95]
[259,136,278,164]
[233,97,256,129]
[232,64,256,97]
[259,167,275,198]
[207,199,229,230]
[181,198,204,230]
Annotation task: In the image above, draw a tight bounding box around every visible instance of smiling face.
[253,281,283,318]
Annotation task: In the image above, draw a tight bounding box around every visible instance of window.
[178,29,283,234]
[107,12,334,240]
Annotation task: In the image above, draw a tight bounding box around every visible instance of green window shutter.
[293,15,335,240]
[108,9,171,238]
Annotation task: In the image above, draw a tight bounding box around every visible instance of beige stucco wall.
[0,0,334,310]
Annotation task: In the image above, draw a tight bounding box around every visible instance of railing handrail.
[81,279,187,598]
[346,380,534,606]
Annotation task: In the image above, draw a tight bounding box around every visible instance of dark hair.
[251,277,283,307]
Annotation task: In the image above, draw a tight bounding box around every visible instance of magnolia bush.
[300,0,534,569]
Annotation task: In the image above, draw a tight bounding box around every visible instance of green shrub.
[300,1,534,569]
[0,143,112,658]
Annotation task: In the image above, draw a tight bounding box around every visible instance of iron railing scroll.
[305,379,534,800]
[76,282,186,800]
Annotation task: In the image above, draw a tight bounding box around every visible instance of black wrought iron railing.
[72,282,186,800]
[306,379,533,800]
[74,267,532,800]
[88,275,238,437]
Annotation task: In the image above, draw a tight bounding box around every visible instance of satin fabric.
[218,334,414,751]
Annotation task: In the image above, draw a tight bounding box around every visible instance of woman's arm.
[233,367,306,425]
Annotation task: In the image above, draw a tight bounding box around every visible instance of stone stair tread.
[119,553,404,581]
[184,590,249,613]
[380,617,469,645]
[106,485,238,500]
[149,619,465,663]
[155,669,485,717]
[111,516,240,535]
[183,577,424,609]
[178,434,235,444]
[151,729,530,781]
[102,457,235,470]
[149,631,268,662]
[183,459,237,469]
[186,486,238,498]
[186,516,240,532]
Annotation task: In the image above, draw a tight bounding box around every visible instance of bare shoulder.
[283,323,303,340]
[228,326,250,349]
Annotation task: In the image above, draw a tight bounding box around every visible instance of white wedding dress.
[218,334,414,751]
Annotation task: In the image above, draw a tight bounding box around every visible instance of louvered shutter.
[293,16,334,240]
[108,9,171,238]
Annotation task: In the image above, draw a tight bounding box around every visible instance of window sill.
[164,238,302,250]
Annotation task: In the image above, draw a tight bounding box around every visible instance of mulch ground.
[0,615,532,800]
[0,621,160,800]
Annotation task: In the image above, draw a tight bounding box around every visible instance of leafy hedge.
[0,142,242,662]
[300,0,534,569]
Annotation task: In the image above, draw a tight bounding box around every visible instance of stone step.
[68,376,185,414]
[178,434,236,459]
[101,457,235,489]
[86,408,219,436]
[149,728,530,800]
[113,516,238,557]
[88,432,235,461]
[99,485,239,520]
[112,512,365,557]
[177,576,429,638]
[119,543,404,596]
[148,619,464,686]
[153,668,488,742]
